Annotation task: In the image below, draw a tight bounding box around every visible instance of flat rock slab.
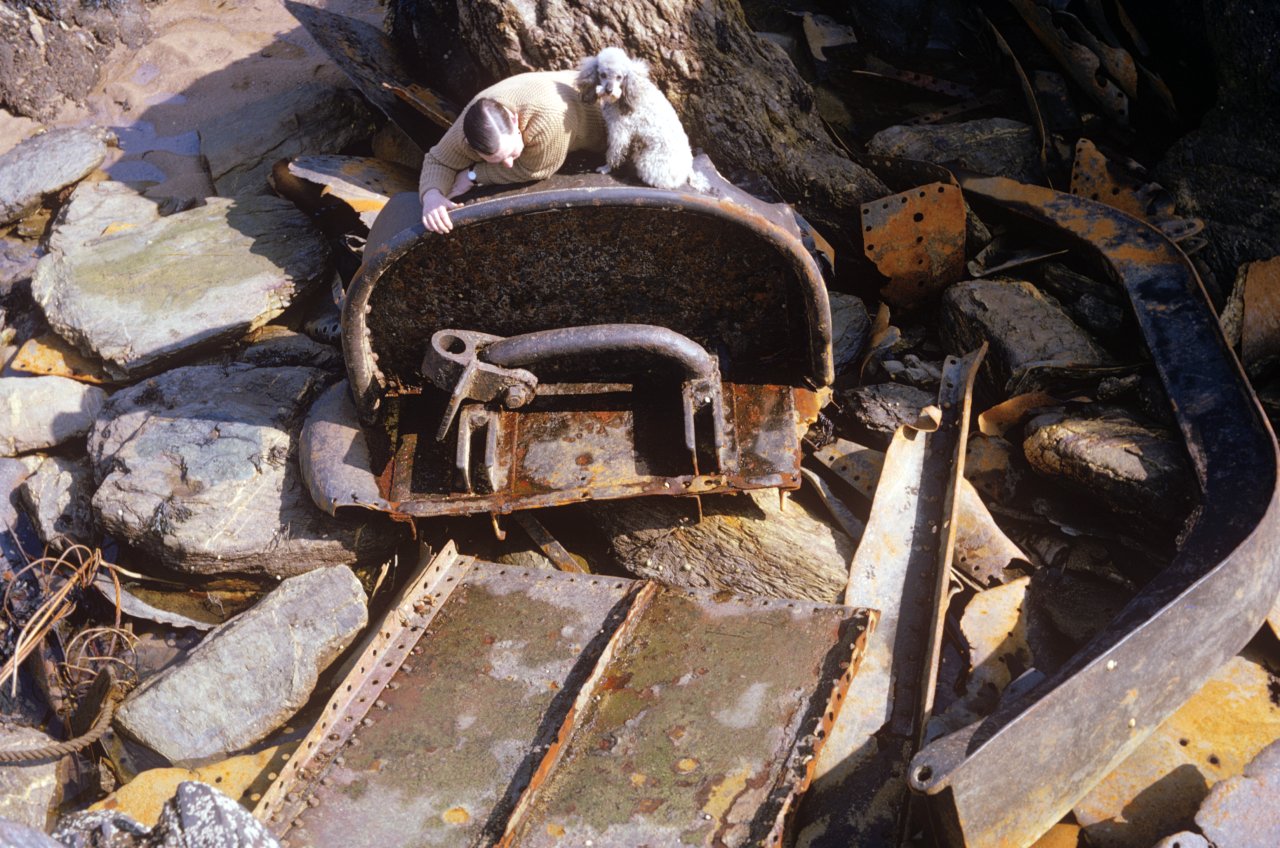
[201,83,376,197]
[18,455,95,548]
[46,180,162,253]
[590,488,853,603]
[32,195,330,380]
[0,126,112,226]
[0,375,106,455]
[115,566,367,765]
[88,363,398,577]
[867,118,1041,184]
[1024,405,1196,521]
[0,725,61,830]
[941,279,1113,395]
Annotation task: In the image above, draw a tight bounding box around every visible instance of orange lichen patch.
[546,823,566,838]
[676,757,700,774]
[442,806,470,824]
[630,772,647,787]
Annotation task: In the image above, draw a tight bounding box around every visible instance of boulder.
[88,363,399,577]
[0,127,112,225]
[32,195,330,379]
[200,83,376,197]
[1023,405,1197,523]
[0,375,106,455]
[17,454,95,548]
[941,279,1113,395]
[0,725,61,831]
[114,566,367,765]
[867,118,1041,184]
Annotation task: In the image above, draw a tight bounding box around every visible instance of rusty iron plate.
[1069,139,1203,243]
[8,333,113,384]
[286,156,417,228]
[861,182,966,309]
[496,583,871,847]
[256,546,872,847]
[338,164,832,518]
[285,2,456,149]
[907,177,1280,848]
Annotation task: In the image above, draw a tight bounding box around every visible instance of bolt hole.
[913,212,925,223]
[915,765,933,783]
[1209,754,1221,766]
[441,335,467,354]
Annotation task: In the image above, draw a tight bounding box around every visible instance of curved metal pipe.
[481,324,717,380]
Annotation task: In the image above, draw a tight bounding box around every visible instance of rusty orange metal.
[8,333,113,384]
[860,181,966,309]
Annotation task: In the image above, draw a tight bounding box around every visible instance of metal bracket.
[422,329,538,441]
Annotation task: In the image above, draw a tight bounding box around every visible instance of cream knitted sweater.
[417,70,606,200]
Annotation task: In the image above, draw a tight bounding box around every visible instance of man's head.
[463,98,524,168]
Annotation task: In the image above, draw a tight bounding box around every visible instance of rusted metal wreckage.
[287,6,1280,847]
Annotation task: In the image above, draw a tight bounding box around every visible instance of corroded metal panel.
[256,548,872,848]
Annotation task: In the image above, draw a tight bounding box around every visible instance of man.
[418,69,606,233]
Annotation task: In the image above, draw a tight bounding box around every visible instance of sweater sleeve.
[417,121,474,200]
[472,113,567,186]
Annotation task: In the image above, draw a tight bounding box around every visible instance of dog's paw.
[596,164,613,175]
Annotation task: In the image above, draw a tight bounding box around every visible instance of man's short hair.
[463,98,517,156]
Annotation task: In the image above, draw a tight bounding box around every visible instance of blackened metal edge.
[907,177,1280,847]
[254,542,475,837]
[342,173,834,429]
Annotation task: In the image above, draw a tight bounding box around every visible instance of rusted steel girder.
[907,176,1280,847]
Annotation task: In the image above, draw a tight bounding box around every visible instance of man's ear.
[575,57,599,103]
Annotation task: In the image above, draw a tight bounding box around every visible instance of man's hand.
[421,188,462,234]
[448,170,474,199]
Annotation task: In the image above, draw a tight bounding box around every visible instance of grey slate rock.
[1151,834,1209,848]
[829,291,870,377]
[88,363,398,577]
[201,83,376,197]
[867,118,1041,184]
[0,725,61,831]
[115,566,367,765]
[1023,405,1197,522]
[32,195,330,380]
[46,181,161,253]
[0,127,111,226]
[54,781,280,847]
[1195,739,1280,848]
[941,279,1113,395]
[0,236,41,298]
[17,455,95,549]
[838,382,936,438]
[0,376,106,456]
[236,325,343,372]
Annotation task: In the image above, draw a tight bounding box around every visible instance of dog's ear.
[620,56,650,103]
[575,56,599,103]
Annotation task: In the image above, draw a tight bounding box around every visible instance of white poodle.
[576,47,709,192]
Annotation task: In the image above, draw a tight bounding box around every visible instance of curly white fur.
[576,47,709,192]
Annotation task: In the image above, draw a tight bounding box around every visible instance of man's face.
[478,109,524,168]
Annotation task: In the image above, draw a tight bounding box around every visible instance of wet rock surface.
[115,566,367,765]
[0,375,106,456]
[17,454,95,549]
[867,118,1042,184]
[88,363,396,577]
[200,83,376,197]
[1023,405,1197,523]
[32,195,330,379]
[829,290,870,376]
[941,279,1114,394]
[0,127,112,226]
